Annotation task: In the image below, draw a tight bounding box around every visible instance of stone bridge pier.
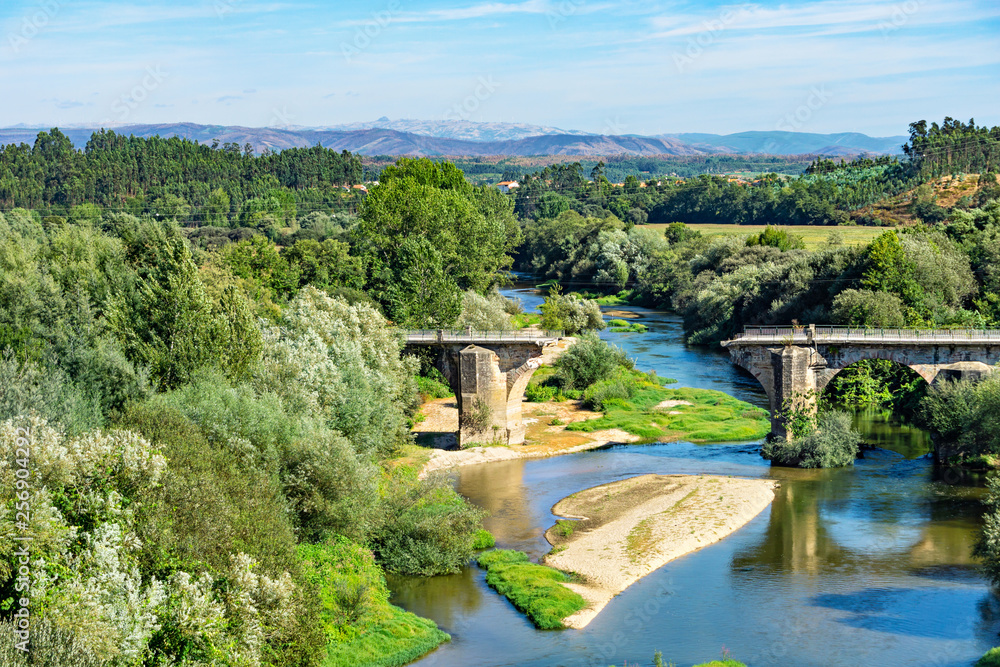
[723,326,1000,439]
[404,331,564,447]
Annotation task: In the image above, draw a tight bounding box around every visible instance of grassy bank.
[567,384,770,443]
[323,606,450,667]
[476,549,586,629]
[301,537,450,667]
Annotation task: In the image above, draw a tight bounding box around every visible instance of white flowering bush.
[258,287,417,458]
[0,415,317,666]
[0,417,170,663]
[152,553,303,667]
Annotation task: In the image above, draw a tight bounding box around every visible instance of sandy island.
[544,474,777,629]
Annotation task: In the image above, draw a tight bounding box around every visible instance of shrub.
[745,226,805,251]
[539,290,605,335]
[460,396,493,436]
[831,289,907,327]
[370,476,486,576]
[555,334,633,391]
[257,286,418,460]
[456,289,514,330]
[582,369,640,411]
[0,353,103,436]
[977,647,1000,667]
[416,375,454,399]
[525,383,557,402]
[973,477,1000,588]
[919,374,1000,463]
[298,536,391,641]
[472,529,496,550]
[762,410,862,468]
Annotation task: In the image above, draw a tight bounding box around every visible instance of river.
[389,282,996,667]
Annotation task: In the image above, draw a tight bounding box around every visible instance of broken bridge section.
[403,329,565,447]
[722,325,1000,439]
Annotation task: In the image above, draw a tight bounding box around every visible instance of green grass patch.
[566,289,634,305]
[416,375,454,399]
[608,318,648,333]
[567,383,769,443]
[472,529,496,550]
[322,605,450,667]
[476,549,586,629]
[595,290,634,305]
[553,519,576,537]
[526,383,557,402]
[511,312,542,329]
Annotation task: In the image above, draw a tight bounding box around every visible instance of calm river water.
[389,282,997,667]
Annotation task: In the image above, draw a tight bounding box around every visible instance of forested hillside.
[0,128,364,218]
[511,117,999,227]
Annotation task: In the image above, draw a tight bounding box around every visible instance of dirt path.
[544,474,777,629]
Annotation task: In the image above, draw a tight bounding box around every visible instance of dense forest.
[0,128,365,222]
[1,117,1000,665]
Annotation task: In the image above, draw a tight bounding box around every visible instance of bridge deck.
[403,329,563,345]
[724,325,1000,346]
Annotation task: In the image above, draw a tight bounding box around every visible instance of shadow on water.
[390,280,999,667]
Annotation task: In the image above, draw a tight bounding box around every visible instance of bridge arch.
[816,358,929,408]
[721,326,1000,438]
[403,329,567,447]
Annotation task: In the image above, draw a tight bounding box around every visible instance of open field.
[645,223,892,250]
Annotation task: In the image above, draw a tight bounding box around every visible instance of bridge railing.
[402,329,564,342]
[730,325,1000,343]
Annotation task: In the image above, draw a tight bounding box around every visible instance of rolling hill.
[0,121,906,158]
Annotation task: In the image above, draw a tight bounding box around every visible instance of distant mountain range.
[0,120,907,157]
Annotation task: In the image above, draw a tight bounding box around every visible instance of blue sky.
[1,0,998,136]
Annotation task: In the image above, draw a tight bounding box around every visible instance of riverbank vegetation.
[475,549,586,629]
[569,384,770,443]
[762,410,862,468]
[0,156,526,665]
[527,336,768,443]
[919,373,1000,467]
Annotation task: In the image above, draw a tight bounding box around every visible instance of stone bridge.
[404,329,565,447]
[722,325,1000,438]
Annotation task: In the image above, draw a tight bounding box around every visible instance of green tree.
[355,158,520,326]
